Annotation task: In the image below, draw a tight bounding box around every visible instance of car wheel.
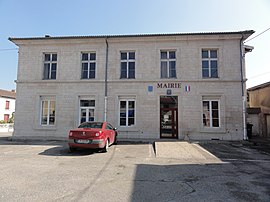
[113,134,118,145]
[102,139,109,153]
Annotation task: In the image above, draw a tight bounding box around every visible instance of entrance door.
[160,108,178,138]
[160,96,178,138]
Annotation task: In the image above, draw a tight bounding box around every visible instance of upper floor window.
[81,52,96,79]
[202,50,218,78]
[5,100,10,110]
[160,51,176,78]
[120,51,135,79]
[43,53,57,80]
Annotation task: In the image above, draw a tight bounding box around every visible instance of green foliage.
[9,112,14,123]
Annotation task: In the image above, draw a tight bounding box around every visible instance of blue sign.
[166,89,172,95]
[148,85,153,92]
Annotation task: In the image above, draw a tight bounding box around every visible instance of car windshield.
[78,122,103,129]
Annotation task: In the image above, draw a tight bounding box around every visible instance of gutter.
[104,38,109,121]
[239,34,247,140]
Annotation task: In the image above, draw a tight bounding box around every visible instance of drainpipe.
[240,34,247,140]
[104,38,109,122]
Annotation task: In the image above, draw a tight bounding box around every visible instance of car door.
[105,123,115,144]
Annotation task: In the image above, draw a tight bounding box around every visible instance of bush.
[8,112,14,123]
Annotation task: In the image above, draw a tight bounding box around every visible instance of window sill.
[202,77,219,79]
[81,78,96,80]
[200,127,226,133]
[160,77,177,79]
[34,125,57,130]
[120,78,136,80]
[118,126,138,132]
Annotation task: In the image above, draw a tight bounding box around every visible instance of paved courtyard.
[0,133,270,202]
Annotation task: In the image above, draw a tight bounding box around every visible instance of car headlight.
[95,131,103,137]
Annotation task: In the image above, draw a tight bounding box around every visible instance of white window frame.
[43,53,57,80]
[81,52,96,79]
[79,99,95,124]
[160,50,176,79]
[202,99,220,128]
[120,51,135,79]
[119,98,136,127]
[40,97,55,126]
[202,49,218,78]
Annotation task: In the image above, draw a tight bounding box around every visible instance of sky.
[0,0,269,91]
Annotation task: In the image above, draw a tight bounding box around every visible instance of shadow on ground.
[198,141,270,160]
[38,141,147,157]
[129,163,270,202]
[38,146,99,156]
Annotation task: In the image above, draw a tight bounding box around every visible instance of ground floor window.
[119,99,135,126]
[41,98,55,126]
[4,114,9,122]
[202,100,220,127]
[80,99,95,124]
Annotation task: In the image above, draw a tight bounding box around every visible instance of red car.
[68,122,118,152]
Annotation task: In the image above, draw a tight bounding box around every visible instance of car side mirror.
[113,127,117,131]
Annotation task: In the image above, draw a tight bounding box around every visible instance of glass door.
[160,108,178,138]
[160,96,178,138]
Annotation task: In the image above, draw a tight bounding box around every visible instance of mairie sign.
[157,82,181,89]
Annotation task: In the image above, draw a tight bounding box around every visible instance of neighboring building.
[247,81,270,138]
[0,89,16,123]
[9,30,254,141]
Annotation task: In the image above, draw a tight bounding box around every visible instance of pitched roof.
[0,89,16,99]
[248,81,270,91]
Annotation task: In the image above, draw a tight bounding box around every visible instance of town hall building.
[9,30,254,140]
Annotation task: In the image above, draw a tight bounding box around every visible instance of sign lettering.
[157,82,181,89]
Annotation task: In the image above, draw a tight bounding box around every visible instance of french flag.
[185,85,190,92]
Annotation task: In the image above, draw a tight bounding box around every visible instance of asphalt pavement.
[0,132,270,202]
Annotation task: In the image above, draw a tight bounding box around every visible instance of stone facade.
[10,31,254,140]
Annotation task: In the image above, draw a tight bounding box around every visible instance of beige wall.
[248,84,270,137]
[249,85,270,112]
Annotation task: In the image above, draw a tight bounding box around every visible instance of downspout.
[104,38,109,122]
[240,34,247,140]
